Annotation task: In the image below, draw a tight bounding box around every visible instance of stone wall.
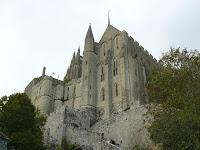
[25,24,157,118]
[25,24,158,150]
[101,141,123,150]
[43,106,66,145]
[92,102,154,150]
[64,78,82,110]
[42,102,154,150]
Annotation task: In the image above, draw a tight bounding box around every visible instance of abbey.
[25,23,157,149]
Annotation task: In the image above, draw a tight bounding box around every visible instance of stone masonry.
[25,23,158,149]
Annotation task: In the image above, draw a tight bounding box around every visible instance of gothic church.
[25,22,157,149]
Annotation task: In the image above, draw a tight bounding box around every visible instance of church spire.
[84,24,94,53]
[70,52,76,67]
[86,24,94,39]
[75,46,80,65]
[108,10,110,25]
[78,46,80,53]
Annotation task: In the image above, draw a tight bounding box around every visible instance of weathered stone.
[25,23,158,150]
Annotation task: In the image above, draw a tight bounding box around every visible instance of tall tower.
[81,24,98,107]
[80,25,98,126]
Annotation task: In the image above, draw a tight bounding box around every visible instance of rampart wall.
[42,102,154,150]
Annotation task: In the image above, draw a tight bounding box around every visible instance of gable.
[98,25,122,46]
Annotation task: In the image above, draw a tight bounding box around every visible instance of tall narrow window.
[113,60,118,76]
[113,61,115,76]
[101,66,104,81]
[67,87,69,100]
[102,88,105,101]
[116,37,118,49]
[116,60,118,75]
[104,44,106,56]
[135,69,137,77]
[115,84,118,96]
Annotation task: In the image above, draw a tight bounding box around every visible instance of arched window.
[113,60,118,76]
[104,44,106,56]
[102,88,105,101]
[116,37,118,49]
[115,84,118,96]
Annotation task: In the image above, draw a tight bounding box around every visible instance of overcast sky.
[0,0,200,98]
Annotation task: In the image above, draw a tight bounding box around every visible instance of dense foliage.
[0,93,46,150]
[147,47,200,149]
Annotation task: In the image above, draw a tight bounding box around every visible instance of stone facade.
[25,23,158,149]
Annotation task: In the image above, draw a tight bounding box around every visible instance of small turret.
[84,24,94,53]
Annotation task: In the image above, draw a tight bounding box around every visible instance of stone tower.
[81,25,98,107]
[80,25,98,126]
[25,22,158,119]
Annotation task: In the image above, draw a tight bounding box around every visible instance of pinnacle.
[78,46,80,53]
[86,24,94,39]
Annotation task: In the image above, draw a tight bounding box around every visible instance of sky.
[0,0,200,98]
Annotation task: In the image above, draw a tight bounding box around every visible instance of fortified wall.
[42,102,154,150]
[25,23,158,149]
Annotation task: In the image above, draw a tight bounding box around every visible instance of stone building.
[25,22,158,150]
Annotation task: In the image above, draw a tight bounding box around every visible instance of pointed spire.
[75,46,80,65]
[84,24,95,53]
[108,10,110,25]
[70,52,76,67]
[86,23,94,39]
[78,46,80,53]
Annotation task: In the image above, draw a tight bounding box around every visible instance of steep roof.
[98,24,121,45]
[0,131,9,140]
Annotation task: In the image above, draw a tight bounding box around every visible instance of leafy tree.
[147,47,200,108]
[147,47,200,149]
[0,93,46,150]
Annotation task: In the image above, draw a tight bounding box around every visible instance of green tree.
[0,93,46,150]
[146,47,200,149]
